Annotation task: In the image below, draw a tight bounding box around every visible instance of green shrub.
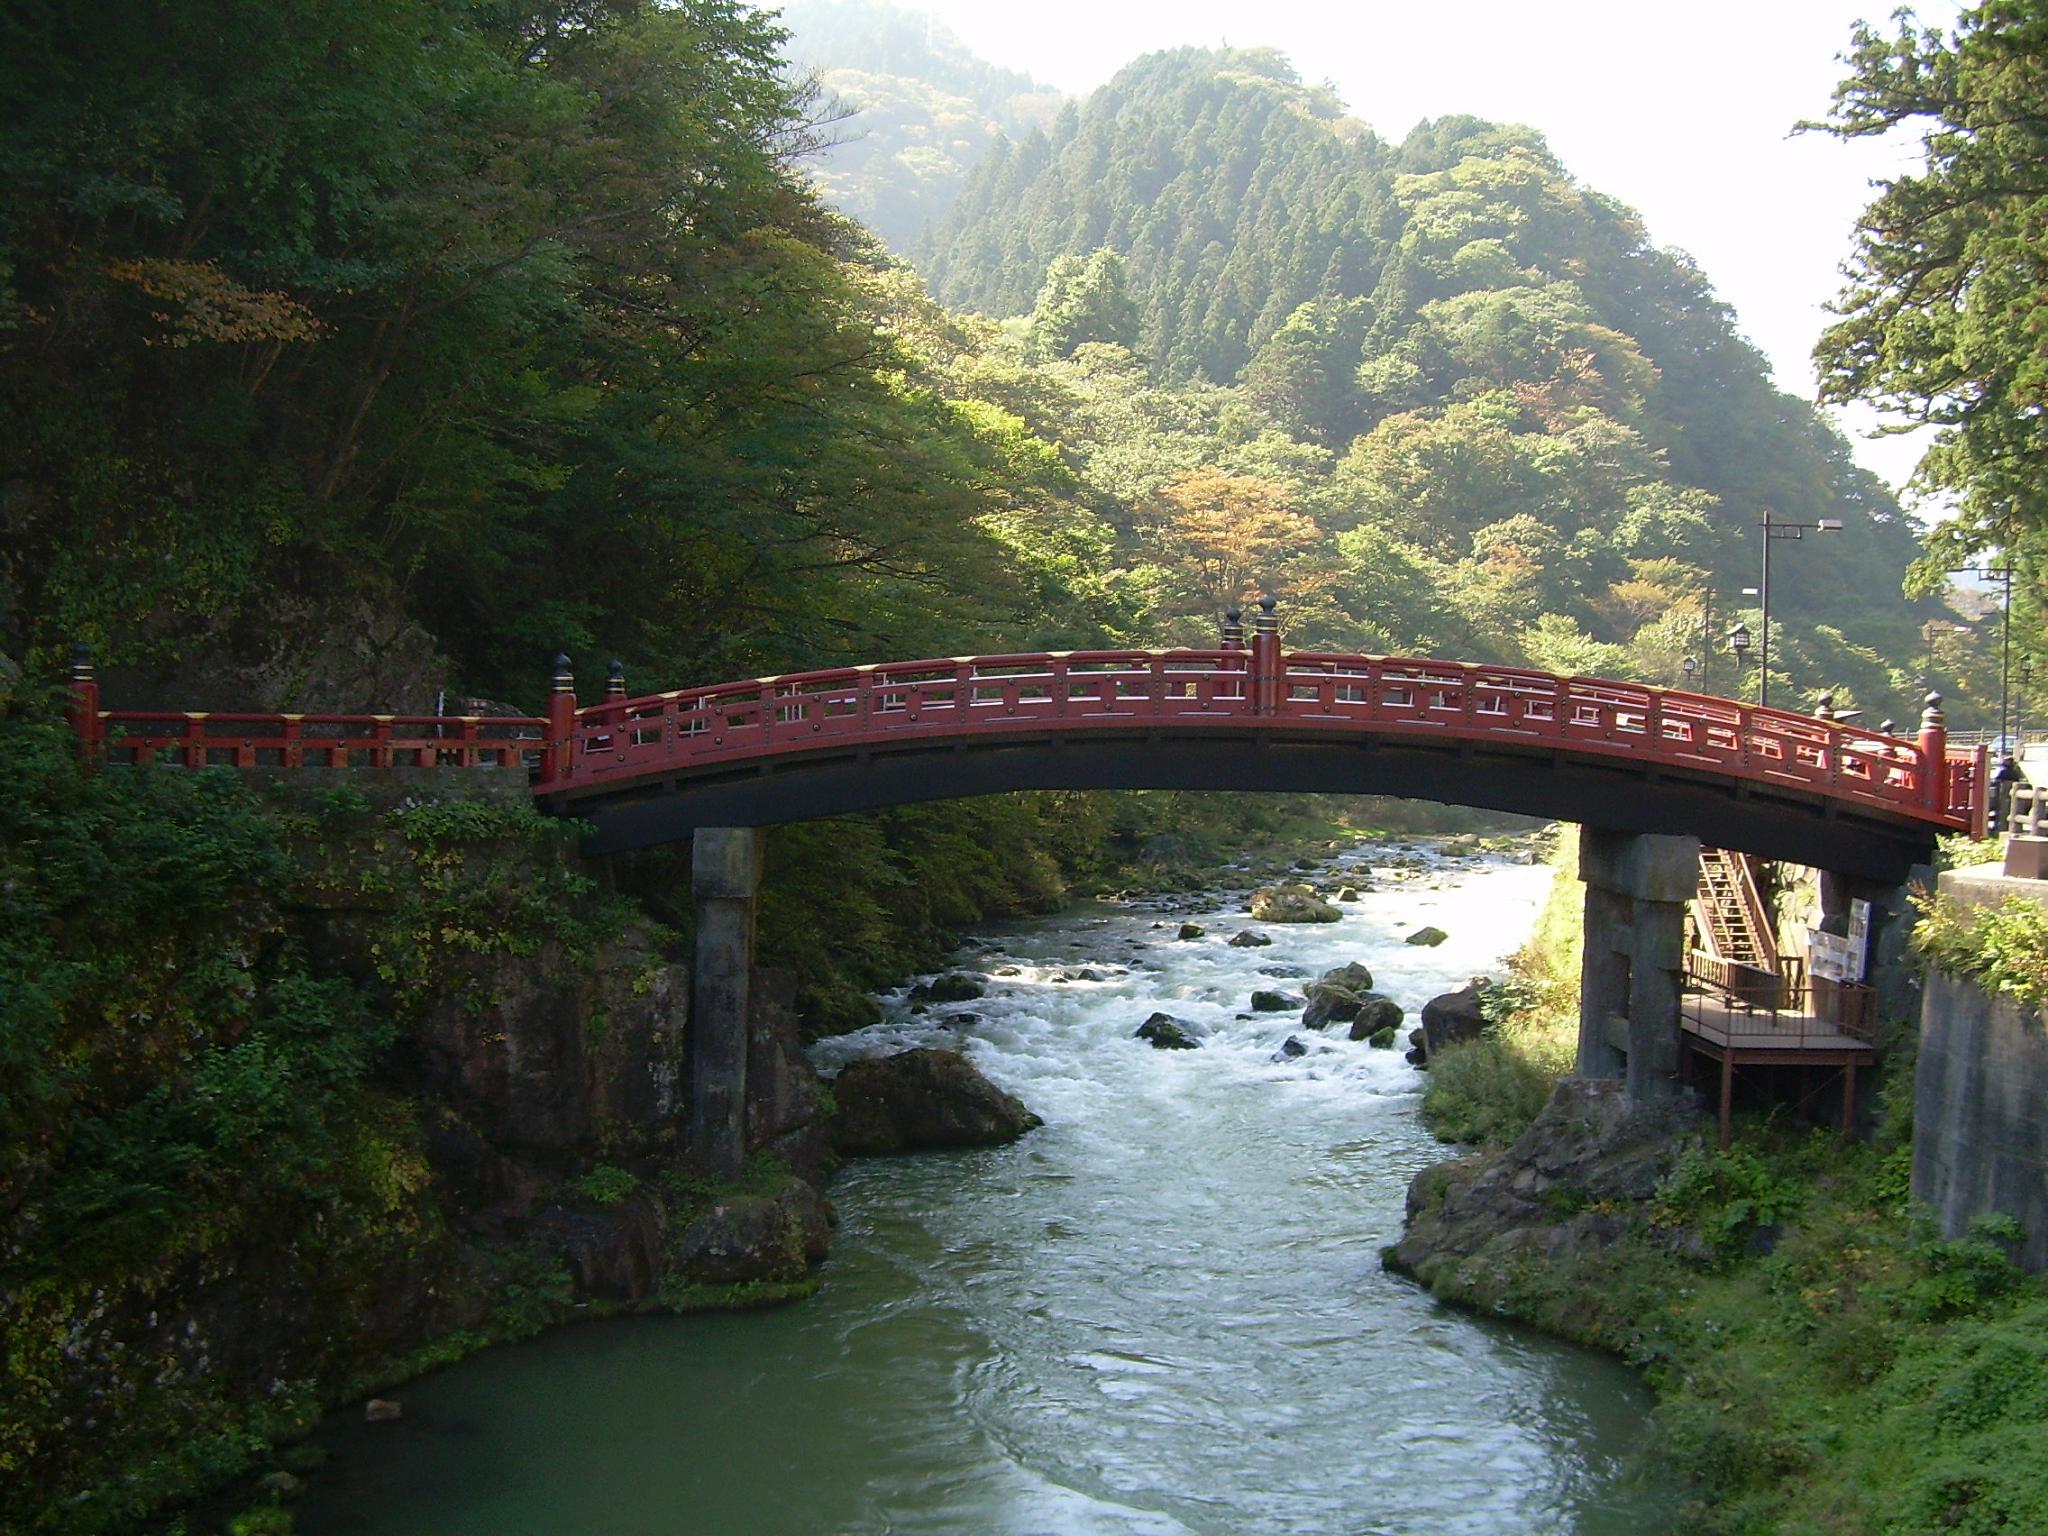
[1419,1036,1554,1146]
[578,1165,638,1207]
[1652,1144,1807,1260]
[1912,891,2048,1007]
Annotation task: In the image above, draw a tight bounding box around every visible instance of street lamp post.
[1756,509,1843,710]
[1948,562,2015,751]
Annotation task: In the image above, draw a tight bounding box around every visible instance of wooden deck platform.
[1680,987,1878,1146]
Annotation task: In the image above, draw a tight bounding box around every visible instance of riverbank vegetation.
[1420,1094,2048,1534]
[1419,826,1581,1145]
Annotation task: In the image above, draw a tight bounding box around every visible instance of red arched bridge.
[70,619,1984,883]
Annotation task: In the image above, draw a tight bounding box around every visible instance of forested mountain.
[915,45,1956,719]
[0,0,1112,711]
[777,0,1064,251]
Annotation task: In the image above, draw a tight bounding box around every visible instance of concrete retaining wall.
[1912,867,2048,1271]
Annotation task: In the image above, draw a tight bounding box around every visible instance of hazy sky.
[868,0,1962,497]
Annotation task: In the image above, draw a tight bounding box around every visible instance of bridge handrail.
[64,637,1984,835]
[92,709,545,770]
[546,647,1982,833]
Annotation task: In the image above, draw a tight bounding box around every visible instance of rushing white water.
[298,841,1674,1536]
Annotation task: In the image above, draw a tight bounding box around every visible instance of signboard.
[1807,902,1871,983]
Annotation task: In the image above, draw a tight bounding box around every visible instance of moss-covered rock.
[1249,885,1340,923]
[829,1048,1042,1154]
[1348,996,1405,1041]
[1135,1012,1202,1050]
[910,972,987,1003]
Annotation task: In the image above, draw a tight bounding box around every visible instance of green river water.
[298,846,1677,1535]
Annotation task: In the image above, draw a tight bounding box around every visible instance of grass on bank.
[1411,825,2048,1534]
[1419,825,1582,1146]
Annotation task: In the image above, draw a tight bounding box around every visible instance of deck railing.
[1683,970,1877,1047]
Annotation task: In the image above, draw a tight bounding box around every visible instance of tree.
[1813,3,2048,556]
[1024,248,1141,360]
[1142,468,1325,616]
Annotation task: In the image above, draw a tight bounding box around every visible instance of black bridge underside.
[556,729,1939,882]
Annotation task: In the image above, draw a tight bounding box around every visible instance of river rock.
[671,1177,832,1287]
[1347,995,1406,1041]
[1275,1036,1308,1060]
[1177,922,1205,940]
[1319,961,1375,992]
[1227,930,1273,948]
[1384,1078,1704,1307]
[910,972,986,1003]
[1135,1013,1202,1050]
[1368,1026,1399,1049]
[1301,986,1357,1031]
[1336,885,1362,901]
[1417,980,1492,1060]
[1405,926,1449,947]
[1299,963,1376,1031]
[830,1048,1042,1155]
[1258,964,1308,978]
[1249,885,1341,924]
[1250,990,1305,1013]
[363,1399,402,1423]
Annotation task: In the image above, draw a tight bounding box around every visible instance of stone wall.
[1913,865,2048,1271]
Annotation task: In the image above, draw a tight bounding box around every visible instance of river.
[298,839,1675,1535]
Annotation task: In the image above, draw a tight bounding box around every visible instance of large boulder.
[1250,990,1305,1013]
[1384,1078,1703,1307]
[1227,930,1273,948]
[1320,961,1375,991]
[1300,962,1377,1031]
[1416,979,1493,1061]
[670,1176,833,1289]
[1135,1013,1202,1050]
[831,1048,1041,1155]
[1249,885,1341,924]
[910,973,986,1004]
[1347,995,1405,1042]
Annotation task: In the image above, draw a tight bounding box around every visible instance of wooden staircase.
[1689,847,1781,1000]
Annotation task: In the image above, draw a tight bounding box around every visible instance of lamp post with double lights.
[1754,510,1843,709]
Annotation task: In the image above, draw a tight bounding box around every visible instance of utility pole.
[1757,509,1843,709]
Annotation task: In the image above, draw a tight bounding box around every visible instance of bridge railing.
[565,650,1255,782]
[88,710,545,769]
[1275,654,1975,825]
[62,636,1986,835]
[547,647,1982,833]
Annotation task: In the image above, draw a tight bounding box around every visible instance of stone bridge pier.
[690,826,764,1177]
[1576,828,1699,1098]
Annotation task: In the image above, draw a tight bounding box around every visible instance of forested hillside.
[0,0,1108,713]
[778,0,1064,251]
[910,44,1961,720]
